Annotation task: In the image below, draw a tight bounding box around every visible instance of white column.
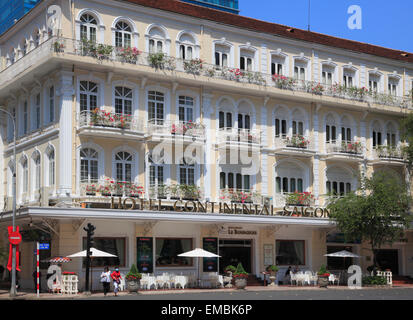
[313,107,320,205]
[312,51,319,83]
[360,120,366,158]
[261,153,268,197]
[360,64,366,88]
[203,93,214,201]
[405,71,410,96]
[56,71,75,198]
[261,44,267,74]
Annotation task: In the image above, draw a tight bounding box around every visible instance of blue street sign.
[39,243,50,250]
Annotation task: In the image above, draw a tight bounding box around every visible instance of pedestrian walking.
[100,266,111,296]
[111,267,122,296]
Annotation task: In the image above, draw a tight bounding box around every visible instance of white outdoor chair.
[119,273,126,291]
[290,273,297,285]
[329,274,339,286]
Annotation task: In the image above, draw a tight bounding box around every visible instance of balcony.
[217,128,261,150]
[273,134,315,157]
[146,119,205,144]
[148,184,203,201]
[219,188,262,205]
[78,110,145,139]
[4,37,410,110]
[323,141,364,161]
[273,192,316,208]
[370,145,407,165]
[79,179,145,200]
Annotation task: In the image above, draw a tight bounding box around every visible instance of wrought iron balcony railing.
[218,128,261,145]
[147,119,205,138]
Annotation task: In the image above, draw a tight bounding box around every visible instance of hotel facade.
[1,0,413,290]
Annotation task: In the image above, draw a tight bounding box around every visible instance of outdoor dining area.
[140,272,225,290]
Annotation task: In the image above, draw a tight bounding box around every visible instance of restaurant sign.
[109,197,330,218]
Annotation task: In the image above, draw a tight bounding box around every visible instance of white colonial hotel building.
[0,0,413,289]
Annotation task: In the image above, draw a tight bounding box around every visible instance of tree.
[401,112,413,168]
[328,171,411,273]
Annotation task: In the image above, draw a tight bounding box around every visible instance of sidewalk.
[1,284,412,299]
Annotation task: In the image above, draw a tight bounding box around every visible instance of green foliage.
[317,264,330,276]
[266,265,279,272]
[233,263,248,279]
[401,113,413,166]
[362,276,387,286]
[224,265,236,273]
[125,264,141,281]
[328,171,411,268]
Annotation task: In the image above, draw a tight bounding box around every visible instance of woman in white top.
[100,266,111,296]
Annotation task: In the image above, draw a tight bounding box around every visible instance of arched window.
[240,48,254,71]
[21,156,28,194]
[148,152,164,187]
[178,33,196,60]
[32,152,41,192]
[220,172,250,190]
[114,87,132,115]
[291,109,305,136]
[341,116,352,143]
[179,158,195,185]
[48,85,55,123]
[148,91,164,124]
[80,148,99,182]
[343,68,356,88]
[79,81,98,112]
[386,123,397,147]
[115,151,132,182]
[47,148,55,186]
[115,21,132,48]
[215,44,230,68]
[326,167,353,196]
[372,121,383,148]
[32,92,41,130]
[275,163,305,194]
[148,26,166,53]
[80,13,97,42]
[325,114,337,144]
[275,107,288,138]
[178,96,194,122]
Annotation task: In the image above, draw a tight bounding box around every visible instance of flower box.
[183,58,203,75]
[117,47,141,64]
[285,135,310,149]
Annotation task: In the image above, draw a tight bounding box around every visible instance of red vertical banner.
[7,226,21,272]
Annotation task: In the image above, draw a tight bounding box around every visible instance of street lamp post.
[0,107,17,297]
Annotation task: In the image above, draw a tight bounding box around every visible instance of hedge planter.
[234,278,247,289]
[126,279,140,293]
[318,276,329,288]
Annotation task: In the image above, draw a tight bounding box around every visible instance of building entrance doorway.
[219,239,252,273]
[376,249,399,275]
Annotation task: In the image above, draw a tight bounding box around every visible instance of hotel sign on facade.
[109,197,330,218]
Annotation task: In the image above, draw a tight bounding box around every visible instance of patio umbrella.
[67,248,117,291]
[324,250,362,278]
[48,257,72,263]
[178,248,221,288]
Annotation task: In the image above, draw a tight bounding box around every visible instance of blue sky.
[239,0,413,53]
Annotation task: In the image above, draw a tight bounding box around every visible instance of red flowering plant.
[125,264,142,281]
[286,135,310,149]
[228,68,244,81]
[272,73,296,89]
[317,265,330,277]
[310,83,324,95]
[232,263,248,279]
[117,47,142,64]
[183,58,204,75]
[62,271,77,275]
[286,191,314,206]
[171,121,202,136]
[90,108,132,129]
[341,141,361,154]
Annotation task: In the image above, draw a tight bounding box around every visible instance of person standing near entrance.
[100,266,111,296]
[111,267,122,296]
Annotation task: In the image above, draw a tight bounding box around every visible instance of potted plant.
[233,263,248,289]
[224,265,236,277]
[317,265,330,288]
[125,264,142,293]
[266,265,279,286]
